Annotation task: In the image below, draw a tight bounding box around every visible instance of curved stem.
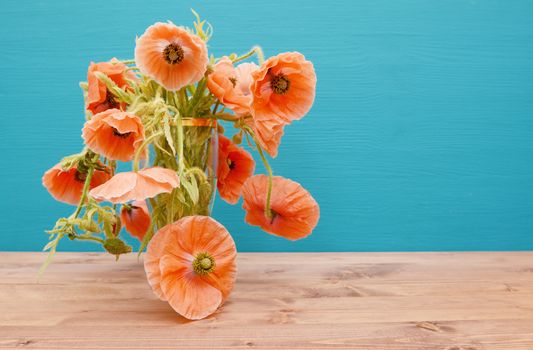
[214,112,239,122]
[212,100,221,115]
[72,167,94,219]
[233,46,265,64]
[75,234,105,244]
[133,131,163,171]
[244,127,274,220]
[186,167,208,182]
[177,114,185,174]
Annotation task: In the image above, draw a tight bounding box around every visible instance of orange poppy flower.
[217,134,255,204]
[251,114,285,158]
[207,57,256,115]
[82,109,145,162]
[134,22,208,91]
[89,167,180,204]
[87,58,137,114]
[144,216,237,320]
[250,52,316,124]
[234,62,258,97]
[120,200,151,240]
[42,163,111,205]
[242,175,320,240]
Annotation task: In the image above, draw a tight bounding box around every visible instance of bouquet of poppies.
[42,12,320,320]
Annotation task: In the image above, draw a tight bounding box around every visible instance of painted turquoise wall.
[1,0,532,252]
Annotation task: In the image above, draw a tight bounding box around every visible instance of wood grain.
[1,252,532,349]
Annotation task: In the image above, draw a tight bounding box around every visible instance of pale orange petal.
[134,22,208,91]
[89,171,137,203]
[159,256,223,320]
[43,163,110,205]
[121,200,151,240]
[217,134,255,204]
[242,175,320,240]
[82,109,145,162]
[143,216,237,320]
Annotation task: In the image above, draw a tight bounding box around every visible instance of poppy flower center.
[163,43,185,65]
[228,77,237,88]
[268,209,279,224]
[227,158,235,170]
[271,74,290,94]
[105,91,120,109]
[74,170,87,183]
[192,252,216,275]
[112,127,133,138]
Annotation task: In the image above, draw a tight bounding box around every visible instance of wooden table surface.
[1,252,532,350]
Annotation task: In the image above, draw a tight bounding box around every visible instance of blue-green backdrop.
[1,0,532,252]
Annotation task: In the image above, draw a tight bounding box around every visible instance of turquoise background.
[1,0,532,252]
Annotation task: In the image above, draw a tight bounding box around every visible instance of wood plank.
[0,252,532,349]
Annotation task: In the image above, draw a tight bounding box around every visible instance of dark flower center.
[268,209,279,224]
[112,127,132,138]
[227,158,235,170]
[228,77,237,87]
[74,170,87,183]
[163,43,185,64]
[105,91,120,108]
[271,74,290,94]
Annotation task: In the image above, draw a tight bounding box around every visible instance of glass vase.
[149,118,218,230]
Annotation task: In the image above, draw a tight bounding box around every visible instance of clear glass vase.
[150,118,218,230]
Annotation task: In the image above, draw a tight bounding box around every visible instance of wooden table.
[1,252,532,349]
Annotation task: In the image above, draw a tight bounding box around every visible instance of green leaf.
[103,238,132,256]
[163,116,176,156]
[181,175,199,205]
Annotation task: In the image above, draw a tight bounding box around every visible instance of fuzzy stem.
[133,131,163,171]
[212,100,221,115]
[245,127,274,220]
[176,113,185,174]
[72,167,94,219]
[76,235,105,244]
[233,46,265,64]
[214,112,239,122]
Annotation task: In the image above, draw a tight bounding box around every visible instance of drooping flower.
[42,163,111,205]
[241,175,320,240]
[207,57,257,115]
[252,114,285,158]
[87,58,137,114]
[234,62,258,97]
[120,200,151,240]
[89,167,180,204]
[134,22,208,91]
[82,109,145,162]
[217,134,255,204]
[144,216,237,320]
[250,52,316,124]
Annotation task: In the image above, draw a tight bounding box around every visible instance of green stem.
[186,167,208,182]
[133,131,163,171]
[187,78,207,116]
[212,101,221,115]
[178,89,188,110]
[233,46,265,64]
[75,235,105,244]
[72,167,94,219]
[177,113,185,174]
[213,112,239,122]
[245,127,274,220]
